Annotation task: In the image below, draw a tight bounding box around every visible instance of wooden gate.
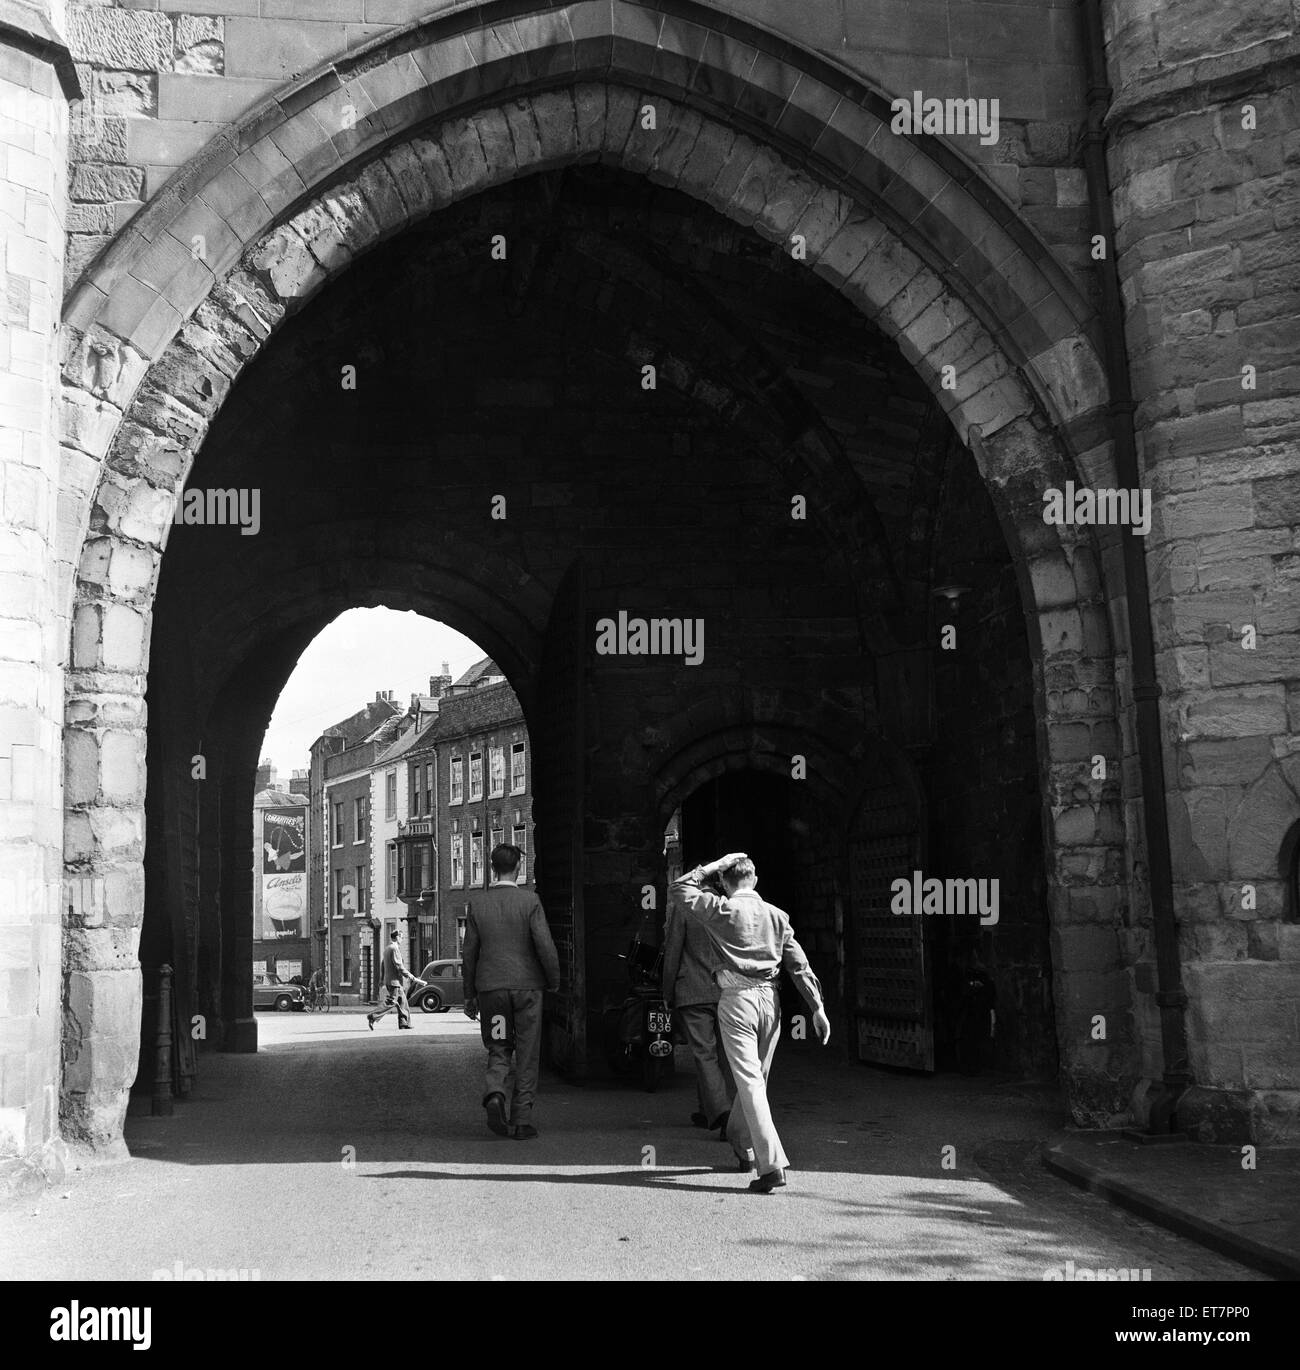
[847,781,932,1070]
[533,561,587,1076]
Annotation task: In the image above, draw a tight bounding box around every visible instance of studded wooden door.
[848,784,932,1070]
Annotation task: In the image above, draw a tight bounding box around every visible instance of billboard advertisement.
[261,805,307,939]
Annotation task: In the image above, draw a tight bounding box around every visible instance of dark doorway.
[676,771,841,1032]
[680,773,800,917]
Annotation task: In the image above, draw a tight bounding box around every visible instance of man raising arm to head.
[672,852,830,1192]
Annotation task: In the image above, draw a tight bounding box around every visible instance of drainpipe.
[1079,0,1190,1132]
[433,741,440,960]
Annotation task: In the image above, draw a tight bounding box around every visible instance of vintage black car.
[411,959,465,1012]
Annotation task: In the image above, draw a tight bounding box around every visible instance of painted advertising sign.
[261,805,307,939]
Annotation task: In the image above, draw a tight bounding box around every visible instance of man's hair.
[490,843,522,876]
[722,857,756,886]
[389,929,400,941]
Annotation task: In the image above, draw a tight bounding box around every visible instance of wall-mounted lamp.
[932,583,973,611]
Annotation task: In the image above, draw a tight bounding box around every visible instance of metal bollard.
[153,963,174,1116]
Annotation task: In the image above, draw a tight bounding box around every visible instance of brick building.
[371,671,449,972]
[426,660,533,963]
[308,693,402,1005]
[3,0,1299,1189]
[300,664,531,994]
[385,660,534,969]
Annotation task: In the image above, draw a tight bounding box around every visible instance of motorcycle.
[603,932,676,1092]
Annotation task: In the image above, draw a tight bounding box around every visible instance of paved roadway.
[0,1010,1268,1281]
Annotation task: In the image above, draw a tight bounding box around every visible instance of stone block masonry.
[0,8,75,1193]
[1105,0,1300,1140]
[59,0,1096,302]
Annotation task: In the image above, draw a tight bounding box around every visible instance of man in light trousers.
[673,851,830,1193]
[463,843,561,1140]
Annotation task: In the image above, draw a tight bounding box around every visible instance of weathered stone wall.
[62,0,1094,296]
[0,5,75,1191]
[1103,0,1300,1139]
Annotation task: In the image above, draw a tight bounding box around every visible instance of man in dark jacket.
[463,844,561,1140]
[663,880,733,1137]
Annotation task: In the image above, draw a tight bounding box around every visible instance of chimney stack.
[428,664,453,699]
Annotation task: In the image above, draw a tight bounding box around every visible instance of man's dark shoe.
[513,1124,539,1140]
[748,1168,787,1194]
[484,1094,509,1136]
[398,1024,412,1029]
[734,1153,755,1173]
[366,1015,375,1031]
[691,1111,709,1128]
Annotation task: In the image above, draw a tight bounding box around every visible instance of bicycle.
[306,983,330,1013]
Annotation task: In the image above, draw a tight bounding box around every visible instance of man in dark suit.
[463,844,561,1140]
[367,929,425,1031]
[663,881,733,1138]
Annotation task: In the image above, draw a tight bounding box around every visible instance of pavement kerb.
[1041,1138,1300,1281]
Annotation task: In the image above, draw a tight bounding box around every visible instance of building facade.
[323,767,373,1003]
[431,665,534,963]
[371,672,450,975]
[372,729,416,975]
[307,693,401,1006]
[385,661,535,967]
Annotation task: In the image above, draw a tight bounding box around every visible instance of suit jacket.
[662,885,720,1008]
[380,941,410,986]
[463,882,561,997]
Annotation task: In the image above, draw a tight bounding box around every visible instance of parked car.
[253,973,306,1012]
[411,959,465,1012]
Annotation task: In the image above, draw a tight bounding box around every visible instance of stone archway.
[58,0,1135,1149]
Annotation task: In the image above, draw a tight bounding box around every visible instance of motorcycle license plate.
[647,1010,671,1034]
[648,1040,672,1057]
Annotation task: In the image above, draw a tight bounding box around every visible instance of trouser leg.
[509,990,544,1126]
[395,983,410,1027]
[478,989,515,1106]
[371,984,399,1020]
[679,1003,732,1126]
[717,986,788,1175]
